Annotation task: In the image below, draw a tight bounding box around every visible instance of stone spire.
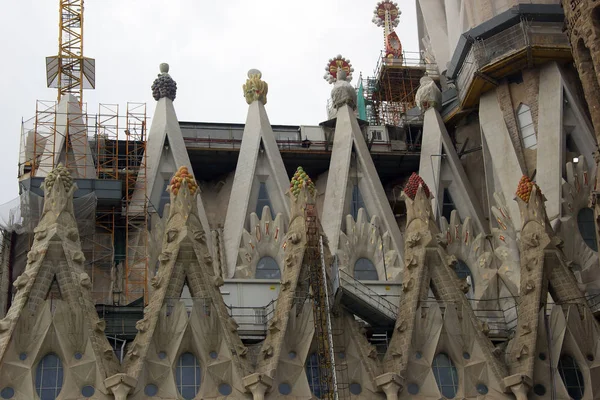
[503,177,598,399]
[223,69,290,278]
[0,165,121,398]
[151,63,177,101]
[246,173,381,399]
[123,167,251,399]
[377,173,507,399]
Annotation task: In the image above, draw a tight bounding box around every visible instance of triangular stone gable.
[36,94,96,179]
[377,183,508,399]
[504,184,600,399]
[123,169,251,399]
[419,107,488,234]
[246,183,384,399]
[224,74,290,278]
[322,104,404,267]
[0,165,120,397]
[130,65,211,238]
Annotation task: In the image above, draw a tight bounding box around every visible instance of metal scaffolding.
[17,101,148,305]
[365,51,434,127]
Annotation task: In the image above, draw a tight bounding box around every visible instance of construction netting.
[0,189,115,304]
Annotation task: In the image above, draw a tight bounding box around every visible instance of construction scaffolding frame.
[17,100,148,306]
[124,102,148,305]
[365,51,434,127]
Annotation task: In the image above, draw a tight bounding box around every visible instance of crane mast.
[46,0,95,105]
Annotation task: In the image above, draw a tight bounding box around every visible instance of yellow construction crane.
[46,0,95,105]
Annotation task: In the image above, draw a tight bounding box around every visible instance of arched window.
[433,353,458,399]
[351,185,368,220]
[306,353,322,398]
[558,355,584,400]
[176,352,201,400]
[454,259,474,291]
[578,208,597,251]
[256,182,274,219]
[255,256,281,279]
[517,104,537,149]
[354,258,378,280]
[35,353,63,400]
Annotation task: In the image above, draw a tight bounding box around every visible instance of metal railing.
[337,269,399,320]
[455,20,570,103]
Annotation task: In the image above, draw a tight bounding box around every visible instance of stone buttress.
[0,165,120,399]
[377,179,508,399]
[121,168,251,399]
[246,175,382,399]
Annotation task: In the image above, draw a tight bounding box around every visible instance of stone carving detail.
[151,63,177,101]
[243,69,268,105]
[415,75,442,112]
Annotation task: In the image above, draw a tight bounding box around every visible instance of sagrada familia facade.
[2,0,600,399]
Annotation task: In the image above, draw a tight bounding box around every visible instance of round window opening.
[476,383,489,395]
[255,256,281,279]
[209,351,218,359]
[144,384,158,397]
[415,351,422,359]
[349,383,362,395]
[82,386,95,398]
[74,352,83,360]
[539,353,546,361]
[288,351,297,359]
[18,352,27,361]
[0,387,14,399]
[354,258,378,280]
[462,352,470,360]
[578,207,598,251]
[278,383,292,395]
[158,351,167,360]
[407,383,419,395]
[533,384,546,396]
[218,383,232,396]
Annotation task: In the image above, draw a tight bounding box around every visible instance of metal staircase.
[331,260,399,329]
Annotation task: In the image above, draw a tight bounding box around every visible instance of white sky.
[0,0,419,206]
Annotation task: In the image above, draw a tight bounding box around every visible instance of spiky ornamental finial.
[151,63,177,101]
[372,1,401,28]
[168,166,199,196]
[243,69,268,105]
[323,55,354,84]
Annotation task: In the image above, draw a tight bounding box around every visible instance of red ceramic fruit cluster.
[170,166,198,196]
[403,172,430,200]
[516,175,540,202]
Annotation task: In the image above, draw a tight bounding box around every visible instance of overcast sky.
[0,0,419,206]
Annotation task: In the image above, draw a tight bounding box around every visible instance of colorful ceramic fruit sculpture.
[169,166,198,196]
[403,172,430,200]
[516,175,540,202]
[290,166,316,198]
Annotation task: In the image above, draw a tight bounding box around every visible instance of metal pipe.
[319,236,339,400]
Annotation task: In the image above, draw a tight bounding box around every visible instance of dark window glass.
[35,353,63,400]
[454,259,474,291]
[442,188,455,221]
[558,355,584,400]
[306,353,322,398]
[175,352,201,400]
[158,180,170,217]
[351,185,368,220]
[433,353,458,399]
[255,256,281,279]
[354,258,378,280]
[256,182,274,219]
[578,208,598,251]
